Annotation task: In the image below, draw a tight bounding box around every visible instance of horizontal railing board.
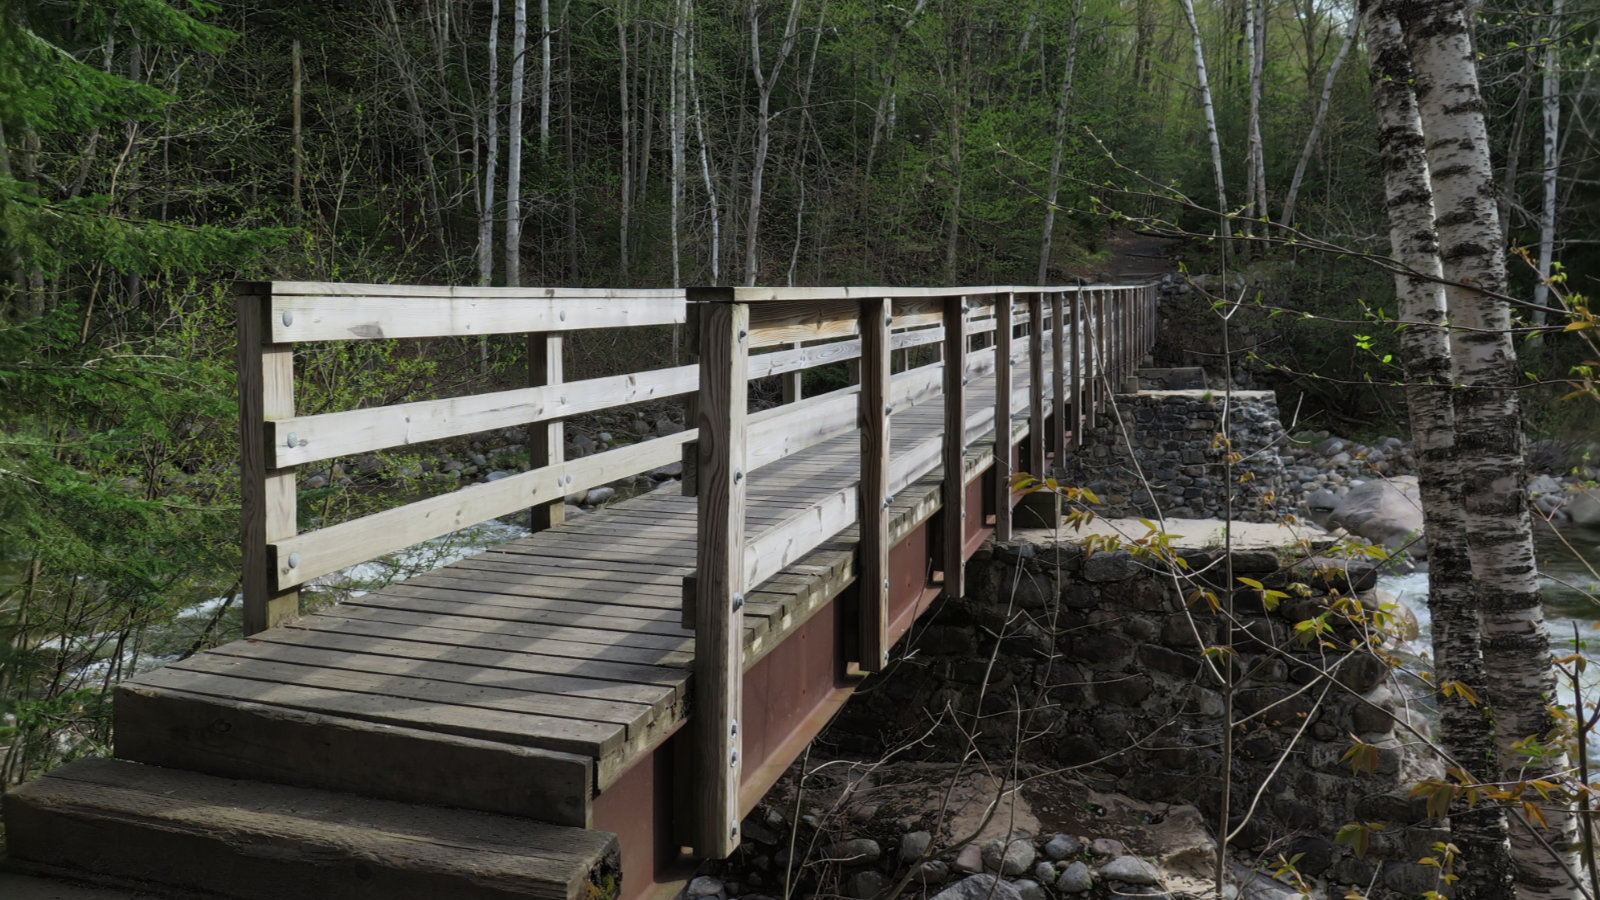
[269,364,699,468]
[686,284,1135,303]
[258,286,686,343]
[746,297,946,348]
[271,431,694,591]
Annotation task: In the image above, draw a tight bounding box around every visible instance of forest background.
[0,0,1596,785]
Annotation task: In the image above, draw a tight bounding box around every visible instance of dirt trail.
[1073,230,1183,282]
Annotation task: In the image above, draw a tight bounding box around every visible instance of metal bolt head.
[285,432,298,448]
[559,310,567,322]
[286,552,300,569]
[882,579,890,591]
[738,329,748,341]
[734,469,743,483]
[732,593,745,611]
[281,310,293,327]
[731,823,740,838]
[730,749,739,768]
[731,719,739,736]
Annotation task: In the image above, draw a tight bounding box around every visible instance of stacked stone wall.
[1052,391,1297,523]
[836,541,1442,896]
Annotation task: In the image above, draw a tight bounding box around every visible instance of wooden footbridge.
[3,281,1157,900]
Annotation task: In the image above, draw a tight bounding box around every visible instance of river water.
[1380,521,1600,759]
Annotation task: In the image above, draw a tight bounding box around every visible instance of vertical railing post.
[942,295,968,600]
[1097,289,1109,412]
[1050,290,1066,462]
[782,342,803,404]
[529,333,565,530]
[691,297,748,859]
[237,284,299,635]
[1026,293,1045,477]
[858,298,891,673]
[1070,289,1083,450]
[993,292,1014,542]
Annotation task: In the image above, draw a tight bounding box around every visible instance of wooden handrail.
[238,278,1161,861]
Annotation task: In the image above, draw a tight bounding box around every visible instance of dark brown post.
[237,284,299,635]
[1070,289,1083,449]
[529,333,565,530]
[691,298,748,858]
[858,298,891,672]
[1027,293,1045,477]
[993,293,1014,541]
[942,295,968,600]
[1050,291,1066,461]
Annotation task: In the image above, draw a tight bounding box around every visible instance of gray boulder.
[1099,855,1160,886]
[1056,861,1093,893]
[1328,475,1426,558]
[932,875,1024,900]
[1568,487,1600,527]
[982,838,1036,876]
[1044,834,1083,861]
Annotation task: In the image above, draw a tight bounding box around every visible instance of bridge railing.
[683,283,1158,857]
[235,281,691,634]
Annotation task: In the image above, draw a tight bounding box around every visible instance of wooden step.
[3,758,620,900]
[113,680,595,827]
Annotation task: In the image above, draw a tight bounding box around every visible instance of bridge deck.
[113,362,1027,817]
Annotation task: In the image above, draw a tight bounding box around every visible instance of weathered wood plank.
[320,605,694,653]
[1050,291,1066,460]
[238,287,299,635]
[1027,294,1046,477]
[292,613,694,668]
[271,430,693,590]
[691,300,747,857]
[268,292,685,343]
[942,296,967,600]
[858,296,891,672]
[114,684,596,828]
[994,292,1014,542]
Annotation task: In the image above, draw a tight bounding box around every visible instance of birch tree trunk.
[1281,11,1358,226]
[1397,2,1579,895]
[1037,0,1083,285]
[1365,6,1514,897]
[1243,0,1263,227]
[540,0,551,153]
[744,0,804,286]
[689,14,720,285]
[669,0,688,287]
[1179,0,1231,237]
[506,0,528,287]
[1533,0,1564,328]
[479,0,501,287]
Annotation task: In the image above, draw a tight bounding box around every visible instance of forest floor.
[1072,230,1184,283]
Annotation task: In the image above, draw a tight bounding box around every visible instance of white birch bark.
[669,0,687,287]
[1533,0,1564,327]
[1244,0,1263,225]
[1179,0,1231,237]
[506,0,528,287]
[744,0,804,286]
[688,15,720,285]
[1366,5,1514,896]
[479,0,502,287]
[1397,2,1580,895]
[540,0,551,152]
[1037,0,1083,284]
[1280,10,1358,226]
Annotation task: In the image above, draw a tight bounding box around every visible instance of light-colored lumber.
[530,332,566,531]
[269,364,697,468]
[1027,294,1046,477]
[942,296,967,600]
[1051,291,1066,460]
[270,430,692,590]
[238,288,299,635]
[266,291,684,343]
[994,292,1013,541]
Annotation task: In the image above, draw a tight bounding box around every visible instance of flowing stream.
[1379,521,1600,761]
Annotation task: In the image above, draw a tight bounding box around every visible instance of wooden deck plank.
[344,589,694,637]
[253,626,690,697]
[290,614,694,668]
[134,666,622,759]
[207,638,678,714]
[318,606,696,653]
[165,653,657,735]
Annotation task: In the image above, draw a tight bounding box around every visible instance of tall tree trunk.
[1281,11,1358,226]
[1038,0,1083,284]
[563,2,578,282]
[942,18,970,284]
[1179,0,1231,238]
[669,0,687,287]
[1532,0,1564,329]
[1365,6,1515,898]
[1243,0,1261,227]
[744,0,804,286]
[506,0,528,287]
[1398,3,1580,895]
[480,0,502,287]
[380,0,448,256]
[540,0,552,153]
[688,14,720,284]
[292,39,303,223]
[616,0,631,279]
